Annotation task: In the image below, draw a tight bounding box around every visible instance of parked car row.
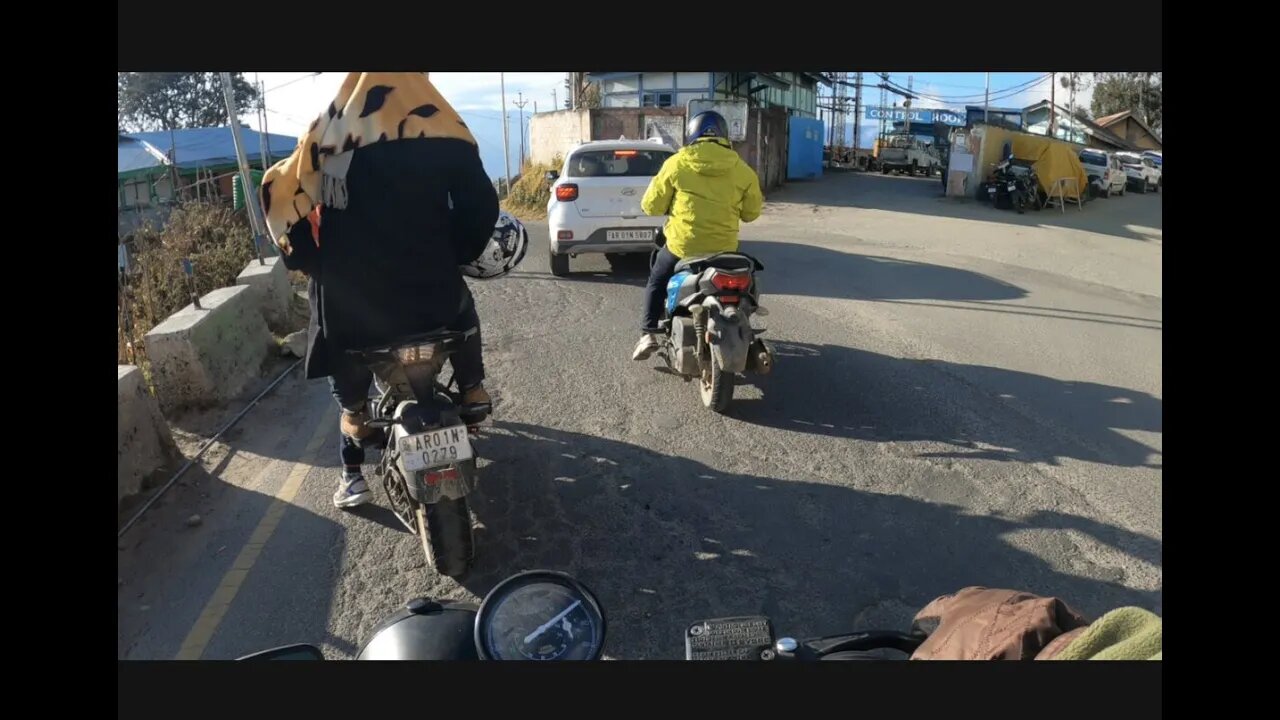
[1079,148,1162,198]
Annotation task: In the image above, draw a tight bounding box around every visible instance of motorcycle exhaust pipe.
[747,339,774,375]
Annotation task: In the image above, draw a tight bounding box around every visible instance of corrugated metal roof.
[119,126,298,177]
[1094,110,1130,127]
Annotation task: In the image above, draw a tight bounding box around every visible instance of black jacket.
[280,138,499,379]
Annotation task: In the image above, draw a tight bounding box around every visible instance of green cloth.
[1054,607,1162,660]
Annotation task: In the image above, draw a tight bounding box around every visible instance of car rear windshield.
[566,149,673,178]
[1117,155,1142,165]
[1079,151,1108,166]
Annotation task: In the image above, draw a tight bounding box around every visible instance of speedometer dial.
[475,571,606,661]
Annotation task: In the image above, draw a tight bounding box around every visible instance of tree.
[1059,72,1092,119]
[118,72,260,132]
[1091,73,1162,135]
[580,82,602,109]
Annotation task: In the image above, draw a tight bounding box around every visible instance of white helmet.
[461,212,529,280]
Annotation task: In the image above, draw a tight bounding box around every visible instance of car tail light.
[614,150,637,157]
[557,230,573,240]
[555,184,579,201]
[710,272,750,292]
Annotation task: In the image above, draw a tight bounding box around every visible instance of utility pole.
[256,78,272,171]
[1050,72,1056,138]
[905,75,913,136]
[552,87,558,110]
[220,72,265,263]
[1068,73,1077,137]
[984,72,990,123]
[500,73,511,197]
[513,91,529,168]
[853,71,862,154]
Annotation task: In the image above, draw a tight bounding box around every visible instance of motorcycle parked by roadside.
[987,158,1044,214]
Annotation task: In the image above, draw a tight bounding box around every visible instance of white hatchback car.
[545,139,676,276]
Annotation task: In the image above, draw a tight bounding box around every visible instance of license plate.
[1008,183,1016,191]
[607,229,653,242]
[987,187,997,194]
[398,425,473,473]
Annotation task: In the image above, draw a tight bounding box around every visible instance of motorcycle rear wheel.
[416,496,474,579]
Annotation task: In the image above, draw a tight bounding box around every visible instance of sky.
[245,73,566,181]
[244,72,1095,178]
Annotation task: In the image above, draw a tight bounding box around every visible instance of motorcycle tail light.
[423,467,460,486]
[710,272,750,291]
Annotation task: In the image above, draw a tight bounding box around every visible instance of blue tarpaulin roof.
[118,126,298,178]
[118,136,170,176]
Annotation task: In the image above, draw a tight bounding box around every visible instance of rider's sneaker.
[632,333,661,361]
[333,473,371,509]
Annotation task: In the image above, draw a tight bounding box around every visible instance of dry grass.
[118,202,259,367]
[500,157,560,221]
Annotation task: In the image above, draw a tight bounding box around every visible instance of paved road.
[118,172,1162,660]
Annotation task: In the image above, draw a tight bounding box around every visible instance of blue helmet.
[686,111,729,145]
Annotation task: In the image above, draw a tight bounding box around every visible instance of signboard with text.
[865,106,966,127]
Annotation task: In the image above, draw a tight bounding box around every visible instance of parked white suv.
[1115,152,1161,193]
[545,139,676,277]
[1079,148,1128,198]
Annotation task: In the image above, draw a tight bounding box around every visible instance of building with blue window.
[588,72,822,118]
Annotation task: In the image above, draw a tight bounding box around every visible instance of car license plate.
[607,229,653,242]
[398,425,473,473]
[1008,183,1016,191]
[987,186,997,194]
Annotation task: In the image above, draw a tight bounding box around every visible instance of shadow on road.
[117,460,352,660]
[464,421,1161,659]
[731,341,1161,469]
[514,251,652,287]
[763,171,1163,243]
[741,240,1027,303]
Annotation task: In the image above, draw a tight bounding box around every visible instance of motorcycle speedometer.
[475,571,606,661]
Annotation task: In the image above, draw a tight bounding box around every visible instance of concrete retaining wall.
[144,285,273,414]
[236,256,292,333]
[118,365,179,506]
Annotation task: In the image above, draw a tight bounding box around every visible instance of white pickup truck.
[875,135,941,176]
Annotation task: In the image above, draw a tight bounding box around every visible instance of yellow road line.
[175,412,332,660]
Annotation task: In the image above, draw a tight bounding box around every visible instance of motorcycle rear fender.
[405,457,477,504]
[704,299,752,374]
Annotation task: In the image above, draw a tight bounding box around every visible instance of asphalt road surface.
[118,172,1162,660]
